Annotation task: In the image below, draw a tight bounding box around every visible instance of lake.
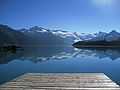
[0,46,120,85]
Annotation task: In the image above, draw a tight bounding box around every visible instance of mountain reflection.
[0,47,120,64]
[0,47,79,64]
[76,48,120,60]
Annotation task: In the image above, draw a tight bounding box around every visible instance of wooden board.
[0,73,120,90]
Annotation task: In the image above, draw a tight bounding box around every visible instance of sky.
[0,0,120,33]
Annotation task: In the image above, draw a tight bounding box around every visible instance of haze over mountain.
[0,24,120,47]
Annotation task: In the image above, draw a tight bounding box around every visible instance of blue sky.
[0,0,120,33]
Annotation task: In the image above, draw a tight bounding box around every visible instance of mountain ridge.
[0,24,120,47]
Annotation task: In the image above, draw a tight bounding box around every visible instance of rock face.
[0,25,26,46]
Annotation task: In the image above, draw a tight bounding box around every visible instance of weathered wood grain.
[0,73,120,90]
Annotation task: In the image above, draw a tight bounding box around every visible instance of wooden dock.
[0,73,120,90]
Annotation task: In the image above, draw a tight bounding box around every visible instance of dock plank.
[0,73,120,90]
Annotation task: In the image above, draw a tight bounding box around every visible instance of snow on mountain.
[1,24,120,46]
[89,30,120,42]
[22,26,110,43]
[21,26,82,44]
[51,30,82,42]
[20,26,120,43]
[90,32,107,41]
[105,30,120,41]
[78,33,96,41]
[20,26,49,33]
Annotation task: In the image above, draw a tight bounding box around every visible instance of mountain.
[90,32,107,41]
[73,30,120,48]
[0,25,26,46]
[89,30,120,42]
[20,26,82,46]
[78,33,96,41]
[105,30,120,42]
[1,24,120,47]
[0,25,82,47]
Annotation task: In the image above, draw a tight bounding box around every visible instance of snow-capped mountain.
[78,33,96,41]
[89,30,120,42]
[1,24,120,47]
[0,25,82,46]
[105,30,120,41]
[20,26,82,45]
[21,26,120,43]
[89,32,107,41]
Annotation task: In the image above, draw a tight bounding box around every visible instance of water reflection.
[0,47,120,64]
[0,47,120,85]
[76,48,120,60]
[0,47,79,64]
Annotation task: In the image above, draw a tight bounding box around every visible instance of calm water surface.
[0,47,120,85]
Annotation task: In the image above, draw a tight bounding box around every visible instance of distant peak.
[0,24,9,28]
[98,31,106,33]
[0,24,12,30]
[30,26,43,30]
[110,30,118,33]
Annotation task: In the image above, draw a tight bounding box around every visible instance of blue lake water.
[0,47,120,85]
